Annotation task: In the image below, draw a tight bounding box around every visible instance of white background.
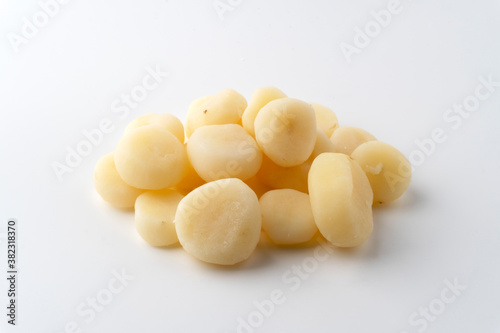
[1,0,500,332]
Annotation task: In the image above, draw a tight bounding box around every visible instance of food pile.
[94,87,412,265]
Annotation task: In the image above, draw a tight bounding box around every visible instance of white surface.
[1,0,500,332]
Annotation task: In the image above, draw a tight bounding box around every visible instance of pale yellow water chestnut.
[187,124,262,182]
[260,189,317,245]
[255,98,317,167]
[114,125,188,190]
[308,153,373,247]
[351,141,412,204]
[135,189,184,246]
[174,178,262,265]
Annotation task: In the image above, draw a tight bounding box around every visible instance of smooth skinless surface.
[114,125,188,190]
[254,98,317,167]
[256,155,311,193]
[94,152,143,209]
[330,126,377,156]
[310,103,339,138]
[185,89,247,138]
[351,141,412,205]
[174,178,262,265]
[259,189,318,245]
[187,124,262,182]
[135,189,184,246]
[308,153,374,247]
[124,113,185,143]
[242,86,287,137]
